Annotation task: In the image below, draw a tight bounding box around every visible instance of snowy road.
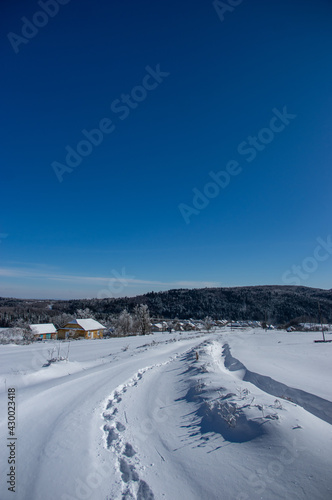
[0,335,203,500]
[0,330,331,499]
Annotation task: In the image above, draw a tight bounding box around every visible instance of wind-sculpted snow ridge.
[176,341,282,444]
[222,343,332,425]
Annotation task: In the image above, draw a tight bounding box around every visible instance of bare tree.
[52,313,74,329]
[75,308,95,319]
[134,304,151,335]
[203,316,214,332]
[115,309,133,336]
[14,319,35,343]
[0,327,23,344]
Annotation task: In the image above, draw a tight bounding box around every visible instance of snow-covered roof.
[30,323,57,334]
[70,319,106,331]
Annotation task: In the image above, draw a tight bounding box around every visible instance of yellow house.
[57,318,106,340]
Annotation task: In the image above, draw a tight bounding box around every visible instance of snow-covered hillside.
[0,329,331,500]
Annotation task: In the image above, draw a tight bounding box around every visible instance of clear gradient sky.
[1,0,332,299]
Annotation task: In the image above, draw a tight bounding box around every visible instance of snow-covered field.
[0,328,331,500]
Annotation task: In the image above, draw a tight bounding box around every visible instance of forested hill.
[1,285,331,327]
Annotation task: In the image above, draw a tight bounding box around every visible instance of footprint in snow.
[123,442,136,458]
[112,391,122,403]
[103,371,155,500]
[104,425,119,448]
[122,490,134,500]
[137,480,155,500]
[119,458,139,483]
[104,406,118,419]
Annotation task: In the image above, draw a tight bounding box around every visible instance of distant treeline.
[0,285,331,328]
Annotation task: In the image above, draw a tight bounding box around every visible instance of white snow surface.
[0,328,331,500]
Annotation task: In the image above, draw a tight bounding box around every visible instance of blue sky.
[1,0,332,299]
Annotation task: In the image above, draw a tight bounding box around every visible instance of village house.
[57,318,106,340]
[30,323,58,340]
[152,321,168,332]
